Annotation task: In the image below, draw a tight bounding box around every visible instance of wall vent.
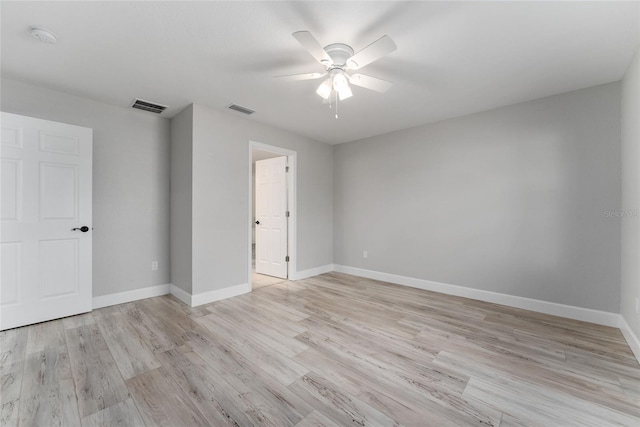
[227,103,255,115]
[130,98,168,114]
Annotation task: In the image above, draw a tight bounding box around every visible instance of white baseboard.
[191,283,250,307]
[93,282,251,309]
[169,285,192,306]
[620,315,640,363]
[92,284,170,309]
[291,264,335,281]
[333,265,620,328]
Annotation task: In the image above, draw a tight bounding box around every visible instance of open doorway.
[248,141,296,290]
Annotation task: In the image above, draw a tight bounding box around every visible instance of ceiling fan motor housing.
[323,43,354,68]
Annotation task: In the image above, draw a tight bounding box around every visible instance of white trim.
[172,283,250,307]
[92,284,170,309]
[92,282,252,310]
[620,315,640,363]
[191,283,250,307]
[291,264,335,281]
[248,141,297,290]
[169,284,192,306]
[333,265,620,328]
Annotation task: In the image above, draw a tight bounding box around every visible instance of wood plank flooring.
[1,272,639,426]
[252,272,287,289]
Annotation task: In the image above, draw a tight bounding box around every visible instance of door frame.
[248,141,297,289]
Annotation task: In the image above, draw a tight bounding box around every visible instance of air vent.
[130,98,168,114]
[227,103,255,115]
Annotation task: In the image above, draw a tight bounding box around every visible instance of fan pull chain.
[335,91,339,119]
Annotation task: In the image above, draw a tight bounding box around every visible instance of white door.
[1,112,92,330]
[255,156,288,278]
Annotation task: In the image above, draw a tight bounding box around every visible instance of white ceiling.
[2,1,639,144]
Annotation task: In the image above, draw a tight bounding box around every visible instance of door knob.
[255,220,260,225]
[72,226,90,232]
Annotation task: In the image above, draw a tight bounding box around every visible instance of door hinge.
[285,255,290,262]
[286,211,290,218]
[285,166,289,172]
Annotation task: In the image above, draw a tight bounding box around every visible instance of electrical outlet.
[636,297,639,315]
[151,261,158,271]
[363,250,368,259]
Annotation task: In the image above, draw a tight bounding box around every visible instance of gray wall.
[621,47,640,335]
[4,77,627,317]
[1,78,171,297]
[334,83,622,312]
[191,104,333,295]
[170,105,193,293]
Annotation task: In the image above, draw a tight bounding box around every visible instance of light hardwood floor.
[1,272,639,426]
[251,272,287,290]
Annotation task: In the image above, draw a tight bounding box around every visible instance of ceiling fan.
[277,31,397,108]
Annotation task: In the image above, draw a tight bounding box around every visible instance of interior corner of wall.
[620,314,640,364]
[169,283,193,307]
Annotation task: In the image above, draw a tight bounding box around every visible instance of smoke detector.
[30,27,57,44]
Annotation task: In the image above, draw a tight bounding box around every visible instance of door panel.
[0,112,92,330]
[1,159,21,220]
[39,131,79,155]
[40,239,78,298]
[40,163,78,220]
[255,156,288,279]
[1,242,21,305]
[1,126,22,148]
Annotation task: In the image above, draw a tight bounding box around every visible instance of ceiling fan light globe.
[338,85,353,101]
[316,78,332,99]
[333,72,349,92]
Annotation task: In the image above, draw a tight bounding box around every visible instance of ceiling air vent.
[227,103,255,115]
[130,98,168,114]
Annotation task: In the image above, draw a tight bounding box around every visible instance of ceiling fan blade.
[348,74,393,93]
[346,35,397,70]
[292,31,332,64]
[274,72,326,81]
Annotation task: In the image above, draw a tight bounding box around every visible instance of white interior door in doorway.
[255,156,288,279]
[1,112,93,330]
